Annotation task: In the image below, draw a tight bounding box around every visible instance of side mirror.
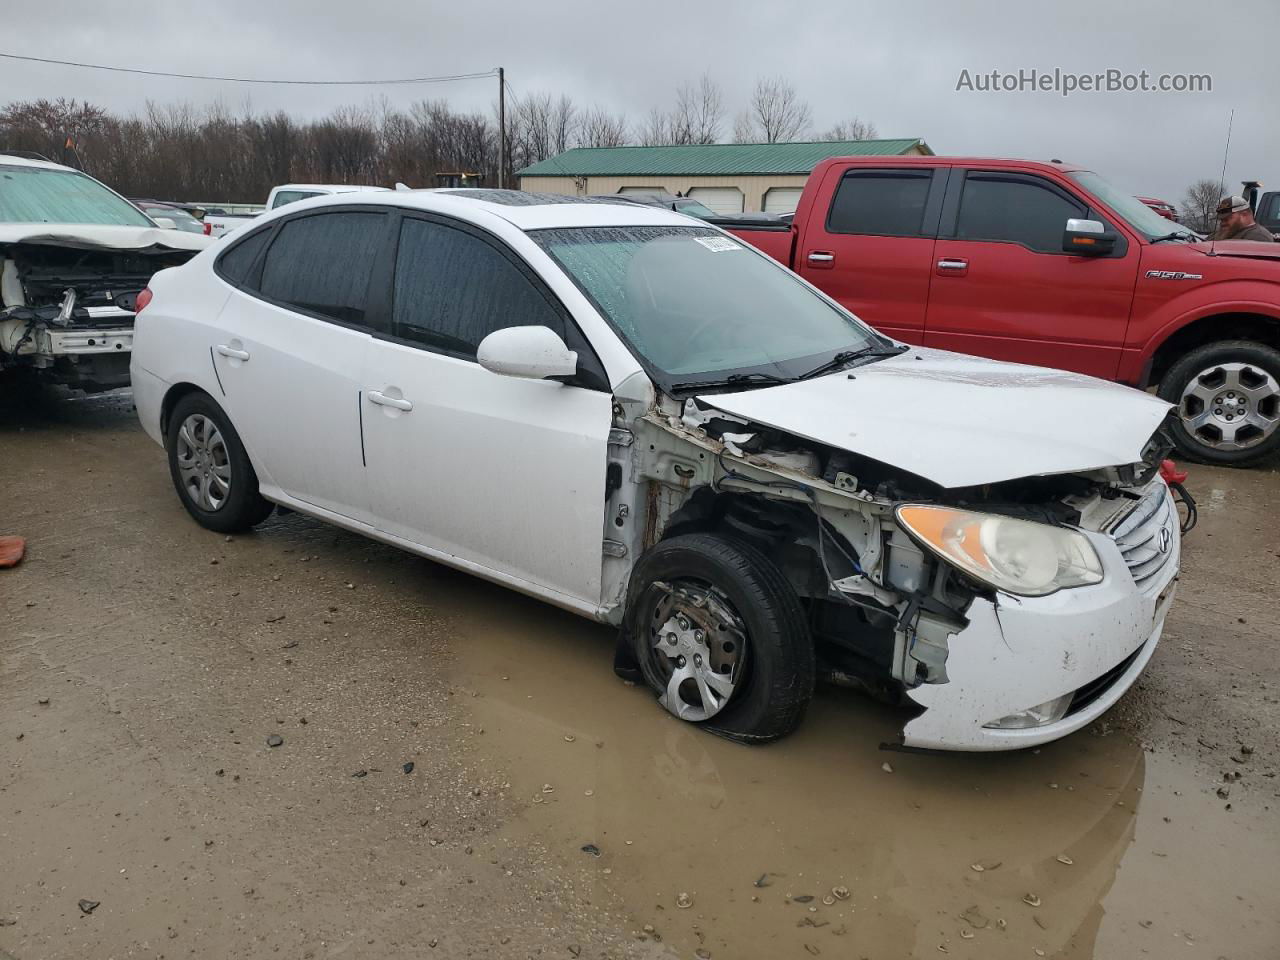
[1063,218,1117,255]
[477,326,578,380]
[152,217,178,230]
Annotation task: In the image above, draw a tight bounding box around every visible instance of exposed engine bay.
[1,240,195,391]
[602,386,1177,739]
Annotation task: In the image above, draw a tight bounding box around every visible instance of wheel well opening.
[160,382,207,437]
[1150,314,1280,387]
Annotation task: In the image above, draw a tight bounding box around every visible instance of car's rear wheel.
[1159,340,1280,466]
[166,392,274,532]
[625,533,814,743]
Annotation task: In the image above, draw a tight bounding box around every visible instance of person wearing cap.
[1213,195,1276,242]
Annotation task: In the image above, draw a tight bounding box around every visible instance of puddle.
[423,571,1279,959]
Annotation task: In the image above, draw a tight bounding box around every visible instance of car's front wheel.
[624,533,814,743]
[1159,340,1280,466]
[165,392,274,533]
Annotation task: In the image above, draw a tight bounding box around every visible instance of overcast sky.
[4,0,1275,203]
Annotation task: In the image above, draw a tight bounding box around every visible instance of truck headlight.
[895,505,1103,597]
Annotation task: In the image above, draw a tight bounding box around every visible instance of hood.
[698,348,1171,488]
[1185,239,1280,261]
[0,223,212,254]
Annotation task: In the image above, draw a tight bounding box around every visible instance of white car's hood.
[0,223,212,253]
[699,348,1171,488]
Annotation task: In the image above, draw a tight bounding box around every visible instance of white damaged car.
[130,189,1180,751]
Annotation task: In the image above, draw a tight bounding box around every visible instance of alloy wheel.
[1178,362,1280,451]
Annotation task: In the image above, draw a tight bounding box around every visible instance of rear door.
[924,170,1139,378]
[795,165,946,342]
[360,213,614,607]
[211,208,391,523]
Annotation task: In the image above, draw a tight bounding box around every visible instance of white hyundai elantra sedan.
[130,189,1180,751]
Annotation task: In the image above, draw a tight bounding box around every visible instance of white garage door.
[763,187,804,214]
[618,186,666,197]
[687,187,744,215]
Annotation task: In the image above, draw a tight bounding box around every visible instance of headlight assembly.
[895,505,1103,597]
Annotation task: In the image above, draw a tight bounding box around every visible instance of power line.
[0,52,497,86]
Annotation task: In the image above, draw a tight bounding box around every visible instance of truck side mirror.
[1063,218,1117,255]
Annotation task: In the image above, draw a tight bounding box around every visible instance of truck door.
[796,166,946,343]
[924,170,1139,379]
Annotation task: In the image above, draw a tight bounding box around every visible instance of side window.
[216,228,270,286]
[258,211,386,326]
[392,218,565,358]
[827,171,932,237]
[955,175,1085,253]
[271,190,320,209]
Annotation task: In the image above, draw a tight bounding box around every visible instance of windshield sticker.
[694,236,742,253]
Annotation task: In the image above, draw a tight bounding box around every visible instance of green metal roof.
[517,138,932,178]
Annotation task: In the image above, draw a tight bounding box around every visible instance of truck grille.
[1110,485,1177,587]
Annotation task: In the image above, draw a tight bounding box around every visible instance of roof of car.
[294,187,699,231]
[0,153,79,171]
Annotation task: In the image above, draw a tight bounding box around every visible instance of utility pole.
[497,67,506,189]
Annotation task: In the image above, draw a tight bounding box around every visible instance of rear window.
[826,170,931,237]
[257,212,386,326]
[0,164,153,227]
[217,229,272,286]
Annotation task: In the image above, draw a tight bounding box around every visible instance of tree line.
[0,75,877,203]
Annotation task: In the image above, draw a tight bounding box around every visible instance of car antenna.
[1208,109,1235,257]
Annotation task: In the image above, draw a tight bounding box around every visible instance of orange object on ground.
[0,536,25,568]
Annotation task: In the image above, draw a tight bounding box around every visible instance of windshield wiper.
[670,371,794,392]
[1149,230,1196,243]
[795,343,909,381]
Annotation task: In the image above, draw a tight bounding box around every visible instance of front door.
[360,214,613,608]
[211,209,390,523]
[924,170,1139,379]
[795,166,945,342]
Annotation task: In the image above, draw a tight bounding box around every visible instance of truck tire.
[1158,340,1280,466]
[623,533,815,744]
[165,392,275,532]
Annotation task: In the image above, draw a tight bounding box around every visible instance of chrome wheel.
[175,413,232,511]
[1178,362,1280,451]
[646,580,747,722]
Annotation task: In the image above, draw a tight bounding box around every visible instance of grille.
[1067,647,1143,716]
[1110,485,1177,587]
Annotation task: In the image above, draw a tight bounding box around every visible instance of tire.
[623,533,814,744]
[165,392,274,533]
[1158,340,1280,466]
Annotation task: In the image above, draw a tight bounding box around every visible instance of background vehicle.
[591,192,722,219]
[1138,196,1179,221]
[131,189,1178,752]
[0,153,209,391]
[726,156,1280,465]
[1255,189,1280,239]
[132,200,206,234]
[202,184,390,237]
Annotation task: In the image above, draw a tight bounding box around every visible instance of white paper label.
[694,236,742,253]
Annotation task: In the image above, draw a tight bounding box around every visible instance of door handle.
[936,258,968,276]
[807,251,835,263]
[215,344,250,361]
[367,390,413,412]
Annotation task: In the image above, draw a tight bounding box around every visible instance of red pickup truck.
[726,156,1280,465]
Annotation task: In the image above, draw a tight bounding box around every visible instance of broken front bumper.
[899,525,1179,751]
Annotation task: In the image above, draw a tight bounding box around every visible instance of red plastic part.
[1159,459,1188,485]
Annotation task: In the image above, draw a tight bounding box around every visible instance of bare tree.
[1181,178,1221,235]
[577,107,630,148]
[0,97,107,166]
[638,106,675,146]
[671,74,723,145]
[738,77,812,143]
[821,117,879,141]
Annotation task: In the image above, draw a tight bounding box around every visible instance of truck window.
[955,174,1084,253]
[826,170,932,237]
[271,190,322,209]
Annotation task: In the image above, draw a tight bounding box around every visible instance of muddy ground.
[1,387,1278,960]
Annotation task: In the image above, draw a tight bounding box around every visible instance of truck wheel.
[165,392,274,532]
[1158,340,1280,466]
[624,533,814,743]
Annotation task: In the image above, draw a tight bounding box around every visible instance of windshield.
[142,205,204,233]
[532,225,882,388]
[1069,171,1191,240]
[0,164,154,227]
[674,199,718,219]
